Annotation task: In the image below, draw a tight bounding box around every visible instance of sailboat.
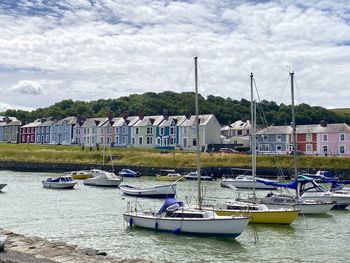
[211,73,299,224]
[257,72,336,214]
[123,57,250,237]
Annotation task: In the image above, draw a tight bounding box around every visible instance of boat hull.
[120,184,176,198]
[42,181,77,189]
[84,179,121,187]
[0,184,7,191]
[265,203,335,214]
[123,212,249,237]
[301,192,350,209]
[156,176,185,182]
[214,209,299,224]
[221,179,277,190]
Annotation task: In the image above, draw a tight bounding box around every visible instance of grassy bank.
[1,144,350,170]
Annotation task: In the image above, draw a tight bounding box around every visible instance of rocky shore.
[0,229,150,263]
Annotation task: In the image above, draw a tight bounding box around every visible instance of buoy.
[172,228,181,235]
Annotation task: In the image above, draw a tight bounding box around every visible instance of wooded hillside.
[1,91,349,125]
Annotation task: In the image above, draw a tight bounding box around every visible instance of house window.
[170,137,175,145]
[115,136,119,144]
[157,137,161,145]
[132,137,135,144]
[37,135,40,142]
[147,127,153,135]
[107,137,111,143]
[323,134,328,142]
[183,127,188,135]
[340,133,345,141]
[46,127,49,133]
[107,128,112,134]
[323,145,328,155]
[237,130,242,136]
[101,137,104,144]
[306,144,313,153]
[122,136,127,144]
[139,137,143,145]
[146,136,153,145]
[115,127,119,134]
[306,133,312,142]
[276,145,282,151]
[263,144,269,151]
[170,127,175,135]
[193,138,197,146]
[101,129,104,134]
[122,126,127,134]
[136,128,139,135]
[160,127,164,135]
[31,135,34,142]
[276,135,281,142]
[46,135,49,142]
[339,145,345,155]
[263,135,268,142]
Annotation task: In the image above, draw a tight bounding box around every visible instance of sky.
[0,0,350,112]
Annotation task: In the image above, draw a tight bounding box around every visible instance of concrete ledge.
[0,229,150,263]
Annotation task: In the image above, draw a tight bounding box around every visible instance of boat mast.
[194,57,202,209]
[250,73,256,198]
[290,72,299,197]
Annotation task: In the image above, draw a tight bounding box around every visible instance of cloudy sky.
[0,0,349,112]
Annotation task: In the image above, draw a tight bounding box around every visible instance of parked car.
[219,148,240,154]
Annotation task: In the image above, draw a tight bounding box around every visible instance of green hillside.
[1,92,349,125]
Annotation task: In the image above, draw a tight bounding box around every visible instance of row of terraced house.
[0,113,221,151]
[221,120,350,156]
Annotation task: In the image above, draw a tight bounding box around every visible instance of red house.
[20,120,42,143]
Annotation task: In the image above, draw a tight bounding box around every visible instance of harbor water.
[1,170,349,262]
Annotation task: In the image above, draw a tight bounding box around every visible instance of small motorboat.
[0,235,6,251]
[185,171,214,181]
[120,184,176,198]
[42,176,77,189]
[84,170,122,187]
[118,168,141,178]
[66,170,93,180]
[155,169,185,181]
[0,183,7,191]
[221,175,278,190]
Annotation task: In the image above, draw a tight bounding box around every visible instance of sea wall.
[0,229,150,263]
[1,160,350,179]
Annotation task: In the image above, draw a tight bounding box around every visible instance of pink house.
[316,123,350,156]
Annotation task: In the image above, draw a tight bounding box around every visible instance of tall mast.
[194,57,202,209]
[250,73,256,197]
[290,72,299,197]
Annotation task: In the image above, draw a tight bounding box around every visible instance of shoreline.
[1,160,350,179]
[0,228,150,263]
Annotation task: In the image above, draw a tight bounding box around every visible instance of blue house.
[51,116,77,145]
[156,116,180,149]
[36,120,53,144]
[0,122,6,142]
[113,116,139,147]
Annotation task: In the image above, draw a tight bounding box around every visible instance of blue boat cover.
[256,179,298,189]
[157,198,183,215]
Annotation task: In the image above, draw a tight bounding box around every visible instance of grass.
[0,143,350,169]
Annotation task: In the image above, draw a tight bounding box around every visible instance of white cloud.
[0,0,349,111]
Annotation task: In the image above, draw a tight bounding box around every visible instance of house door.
[183,138,188,148]
[41,136,44,144]
[323,145,328,156]
[162,137,167,146]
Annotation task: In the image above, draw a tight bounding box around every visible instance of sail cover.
[256,179,298,189]
[157,198,183,215]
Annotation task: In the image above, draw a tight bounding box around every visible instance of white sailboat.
[212,73,299,224]
[123,57,250,237]
[258,72,335,214]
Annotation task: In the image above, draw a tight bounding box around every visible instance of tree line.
[1,91,348,126]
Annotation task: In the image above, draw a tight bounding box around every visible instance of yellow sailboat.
[209,73,299,225]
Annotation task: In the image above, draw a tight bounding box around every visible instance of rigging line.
[181,59,194,93]
[278,74,291,105]
[198,60,209,98]
[253,78,285,177]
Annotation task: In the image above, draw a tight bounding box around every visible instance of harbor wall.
[1,161,350,179]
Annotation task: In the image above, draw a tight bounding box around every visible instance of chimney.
[163,109,169,120]
[320,120,328,127]
[122,111,129,120]
[107,111,113,121]
[139,111,144,120]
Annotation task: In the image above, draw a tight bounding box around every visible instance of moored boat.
[120,184,176,198]
[156,169,185,181]
[0,183,7,191]
[185,171,214,181]
[221,175,278,190]
[42,176,77,189]
[118,168,141,178]
[65,170,92,180]
[84,170,122,187]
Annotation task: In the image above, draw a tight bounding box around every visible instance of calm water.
[1,170,350,262]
